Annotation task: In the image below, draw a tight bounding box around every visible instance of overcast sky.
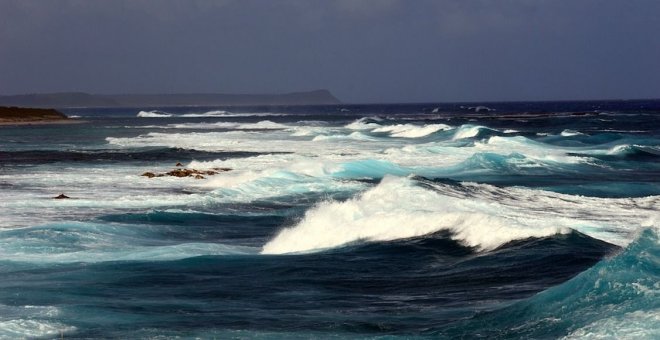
[1,0,659,103]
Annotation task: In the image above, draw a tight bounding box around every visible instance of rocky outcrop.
[53,194,70,199]
[0,106,69,123]
[141,167,231,179]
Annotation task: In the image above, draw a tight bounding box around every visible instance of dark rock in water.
[54,194,70,199]
[167,169,195,177]
[175,162,183,167]
[141,167,231,179]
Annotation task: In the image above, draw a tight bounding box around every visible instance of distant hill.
[0,90,341,108]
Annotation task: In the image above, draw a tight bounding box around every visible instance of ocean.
[0,100,658,339]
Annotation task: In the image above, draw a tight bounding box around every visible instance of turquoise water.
[0,101,658,338]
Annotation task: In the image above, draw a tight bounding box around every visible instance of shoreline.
[0,106,82,126]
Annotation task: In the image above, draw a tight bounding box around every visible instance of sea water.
[0,101,658,338]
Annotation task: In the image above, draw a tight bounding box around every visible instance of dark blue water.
[0,101,658,338]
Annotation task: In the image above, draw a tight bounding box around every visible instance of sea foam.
[261,176,569,254]
[262,176,659,254]
[137,110,172,117]
[372,123,452,138]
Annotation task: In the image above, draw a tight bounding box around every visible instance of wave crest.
[261,176,569,254]
[137,110,172,117]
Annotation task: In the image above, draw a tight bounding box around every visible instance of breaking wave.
[441,224,660,339]
[262,177,561,254]
[137,110,172,117]
[372,123,452,138]
[136,110,287,118]
[262,176,658,254]
[453,124,501,140]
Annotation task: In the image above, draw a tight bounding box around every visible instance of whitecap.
[560,129,584,137]
[372,123,452,138]
[262,176,658,254]
[137,110,172,117]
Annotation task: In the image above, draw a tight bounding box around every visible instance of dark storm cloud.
[1,0,659,103]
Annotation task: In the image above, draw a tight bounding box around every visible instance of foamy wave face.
[262,176,658,254]
[561,129,585,137]
[475,135,586,164]
[564,311,660,339]
[311,131,378,142]
[452,124,500,140]
[0,320,76,339]
[261,176,569,254]
[344,118,453,138]
[167,120,289,130]
[372,123,452,138]
[182,110,228,117]
[0,304,75,339]
[136,109,287,118]
[344,117,383,130]
[137,110,172,117]
[204,168,366,203]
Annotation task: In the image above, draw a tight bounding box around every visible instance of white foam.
[290,126,338,137]
[372,123,452,138]
[0,304,61,320]
[476,136,585,164]
[202,167,365,203]
[181,110,228,117]
[168,120,289,130]
[452,125,488,140]
[262,176,659,254]
[561,129,584,137]
[137,110,287,118]
[262,176,569,254]
[312,131,378,142]
[0,320,75,339]
[5,118,643,232]
[137,110,172,117]
[182,110,287,117]
[563,310,660,339]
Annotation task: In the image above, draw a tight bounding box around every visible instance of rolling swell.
[98,210,290,246]
[435,227,658,339]
[0,230,617,337]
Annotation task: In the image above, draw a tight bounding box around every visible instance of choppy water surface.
[0,101,658,339]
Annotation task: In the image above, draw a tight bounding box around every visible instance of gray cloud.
[1,0,658,103]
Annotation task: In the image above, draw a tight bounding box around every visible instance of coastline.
[0,106,77,126]
[0,119,86,126]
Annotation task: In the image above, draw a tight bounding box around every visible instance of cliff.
[0,90,341,108]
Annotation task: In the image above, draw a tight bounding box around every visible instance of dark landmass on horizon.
[0,90,340,108]
[0,106,70,124]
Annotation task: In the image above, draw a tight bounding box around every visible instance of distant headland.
[0,106,71,125]
[0,90,341,108]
